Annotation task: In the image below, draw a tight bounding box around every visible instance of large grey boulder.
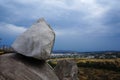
[12,18,55,60]
[0,53,59,80]
[54,60,79,80]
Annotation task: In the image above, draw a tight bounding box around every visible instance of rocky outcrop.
[54,60,79,80]
[0,53,59,80]
[12,18,55,60]
[0,18,59,80]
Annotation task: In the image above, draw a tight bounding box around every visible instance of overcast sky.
[0,0,120,52]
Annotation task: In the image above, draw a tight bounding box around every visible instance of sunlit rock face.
[12,18,55,60]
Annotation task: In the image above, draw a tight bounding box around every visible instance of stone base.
[0,53,59,80]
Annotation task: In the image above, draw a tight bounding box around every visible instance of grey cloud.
[0,0,120,51]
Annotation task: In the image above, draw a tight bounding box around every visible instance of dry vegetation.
[0,51,4,55]
[48,58,120,80]
[79,67,120,80]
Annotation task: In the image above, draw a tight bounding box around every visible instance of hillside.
[48,58,120,80]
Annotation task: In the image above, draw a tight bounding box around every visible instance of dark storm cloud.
[0,0,120,51]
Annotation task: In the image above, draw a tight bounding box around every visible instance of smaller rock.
[54,60,79,80]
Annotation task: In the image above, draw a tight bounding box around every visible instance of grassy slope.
[79,67,120,80]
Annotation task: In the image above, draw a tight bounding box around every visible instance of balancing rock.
[12,18,55,60]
